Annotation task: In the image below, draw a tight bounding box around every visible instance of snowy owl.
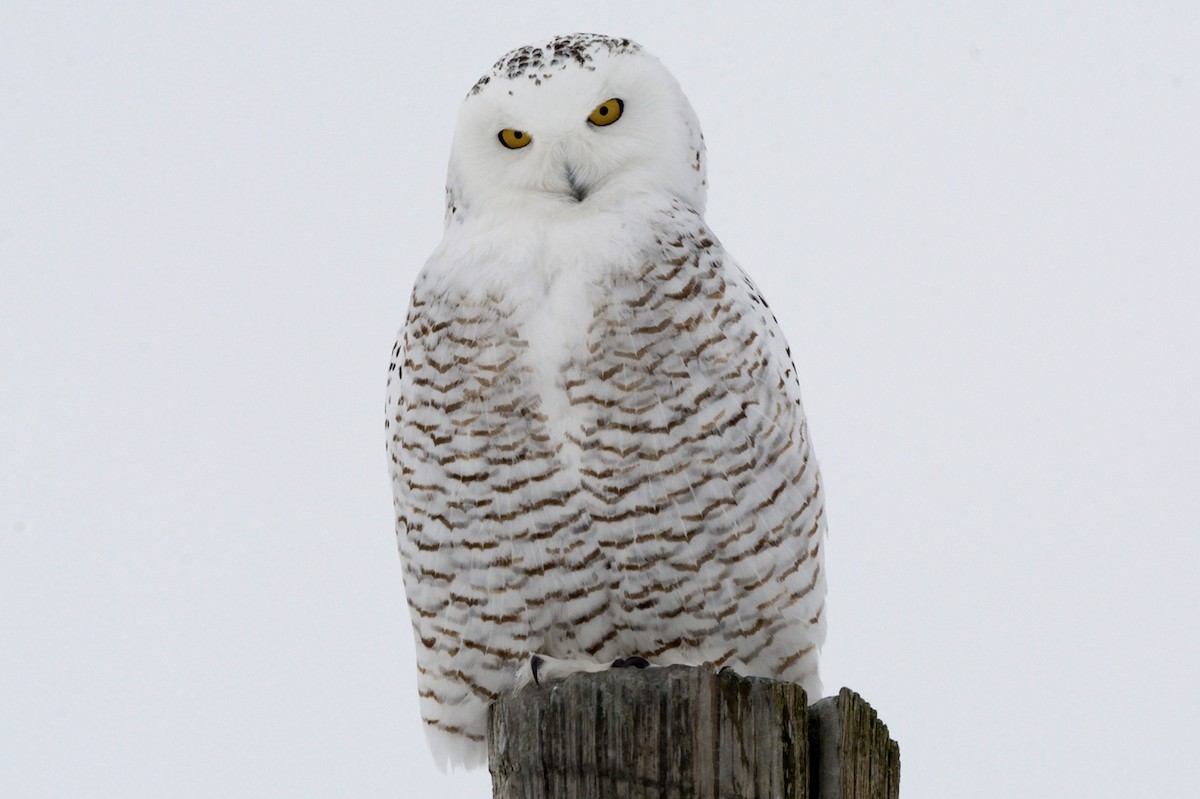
[386,33,827,768]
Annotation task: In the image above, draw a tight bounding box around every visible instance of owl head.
[445,34,708,223]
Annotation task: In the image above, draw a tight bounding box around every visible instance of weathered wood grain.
[489,665,808,798]
[809,688,900,799]
[489,667,902,796]
[488,665,899,798]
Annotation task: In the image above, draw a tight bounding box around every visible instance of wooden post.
[488,664,899,799]
[809,687,901,799]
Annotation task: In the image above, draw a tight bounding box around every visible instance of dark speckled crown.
[470,33,641,95]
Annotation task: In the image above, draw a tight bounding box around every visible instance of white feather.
[387,34,826,770]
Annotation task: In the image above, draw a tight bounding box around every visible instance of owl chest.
[407,291,742,478]
[400,285,588,482]
[404,227,764,488]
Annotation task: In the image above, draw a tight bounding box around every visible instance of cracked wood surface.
[488,665,898,799]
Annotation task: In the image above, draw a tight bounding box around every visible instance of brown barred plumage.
[387,34,827,768]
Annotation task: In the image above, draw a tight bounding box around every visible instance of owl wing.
[567,201,827,692]
[386,268,593,768]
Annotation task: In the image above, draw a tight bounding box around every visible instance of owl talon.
[516,653,613,690]
[530,654,545,686]
[611,656,651,669]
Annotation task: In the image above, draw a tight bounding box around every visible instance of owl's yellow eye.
[498,129,532,149]
[588,98,624,127]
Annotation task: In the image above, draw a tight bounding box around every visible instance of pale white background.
[3,2,1198,796]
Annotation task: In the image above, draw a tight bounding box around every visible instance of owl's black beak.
[565,165,588,202]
